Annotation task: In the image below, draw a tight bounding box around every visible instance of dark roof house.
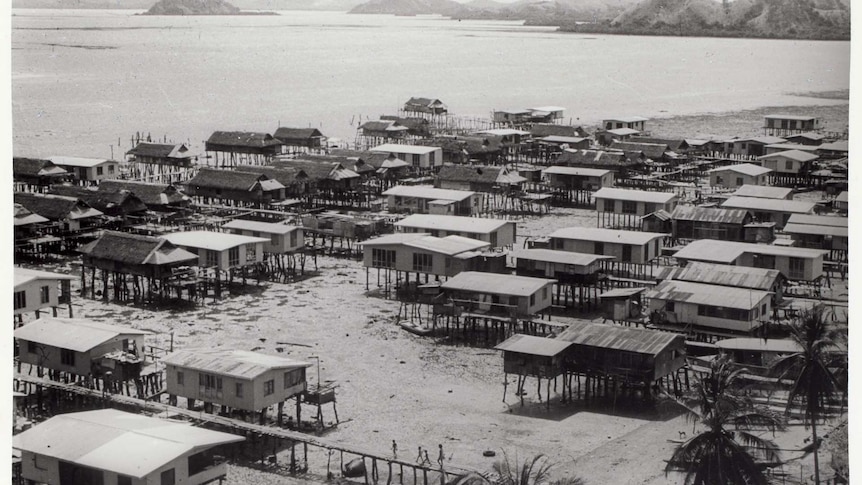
[273,127,326,148]
[49,185,148,217]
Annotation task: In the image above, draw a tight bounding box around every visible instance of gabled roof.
[671,262,781,291]
[707,163,772,177]
[606,128,641,136]
[530,124,584,138]
[609,141,668,159]
[360,120,409,132]
[764,114,818,121]
[49,185,147,215]
[206,131,282,148]
[162,348,310,379]
[556,149,635,169]
[442,271,554,297]
[645,280,771,310]
[557,320,682,356]
[783,223,847,238]
[98,180,188,207]
[14,267,76,288]
[126,142,192,159]
[14,192,103,221]
[383,185,475,202]
[512,248,613,266]
[222,219,300,235]
[757,150,819,163]
[722,196,815,214]
[785,214,847,228]
[188,168,275,192]
[436,165,502,185]
[406,235,490,255]
[162,231,269,252]
[593,187,677,204]
[603,116,648,123]
[671,205,750,224]
[404,97,445,108]
[14,318,150,352]
[835,191,848,203]
[272,159,356,182]
[273,127,324,143]
[731,185,794,200]
[628,136,689,152]
[741,136,787,145]
[784,132,825,142]
[763,143,819,152]
[12,157,69,178]
[12,409,243,479]
[818,141,849,152]
[78,231,198,266]
[543,166,611,178]
[370,143,440,155]
[13,204,49,226]
[539,136,588,144]
[495,334,572,357]
[48,156,114,168]
[395,214,511,234]
[674,239,828,263]
[549,227,667,245]
[236,164,301,186]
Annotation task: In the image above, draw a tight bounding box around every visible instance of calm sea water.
[11,9,850,158]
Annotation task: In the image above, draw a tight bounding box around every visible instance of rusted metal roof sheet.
[673,262,781,290]
[162,348,311,379]
[14,318,149,352]
[594,187,677,204]
[557,320,682,356]
[495,334,572,357]
[671,205,749,224]
[645,280,771,310]
[441,271,554,297]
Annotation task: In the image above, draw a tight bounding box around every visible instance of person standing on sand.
[416,446,423,464]
[437,444,445,467]
[392,440,397,459]
[423,449,432,466]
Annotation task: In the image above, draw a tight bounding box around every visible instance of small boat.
[398,320,433,336]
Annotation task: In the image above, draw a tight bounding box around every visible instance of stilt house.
[205,131,284,166]
[393,214,516,248]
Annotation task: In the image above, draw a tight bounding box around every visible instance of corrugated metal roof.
[162,348,311,379]
[513,248,612,266]
[671,205,749,224]
[408,235,490,255]
[163,231,269,252]
[604,116,649,123]
[764,114,817,121]
[786,214,847,228]
[14,318,149,352]
[540,136,587,144]
[494,334,572,357]
[395,214,510,234]
[644,280,771,310]
[783,223,847,238]
[370,143,439,155]
[731,185,794,199]
[758,150,819,162]
[744,136,787,145]
[714,338,801,353]
[598,287,646,298]
[48,156,113,168]
[835,191,848,202]
[763,143,819,152]
[360,233,430,247]
[222,219,299,235]
[606,128,641,136]
[382,185,475,202]
[674,262,781,290]
[441,271,554,297]
[674,240,827,262]
[818,141,848,152]
[594,187,677,204]
[476,129,531,136]
[14,267,75,288]
[707,163,772,177]
[557,320,682,356]
[549,227,668,245]
[543,166,611,177]
[12,409,244,479]
[722,196,815,214]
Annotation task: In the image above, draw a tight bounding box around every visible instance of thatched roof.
[13,157,68,178]
[530,124,587,138]
[14,192,103,221]
[98,180,189,207]
[79,230,197,266]
[125,142,192,159]
[436,165,502,185]
[236,165,301,187]
[610,141,669,160]
[555,149,636,169]
[328,149,398,170]
[273,127,325,144]
[272,159,339,182]
[188,168,270,191]
[14,203,50,226]
[359,120,409,133]
[380,116,432,136]
[206,131,282,148]
[628,136,688,152]
[49,185,148,215]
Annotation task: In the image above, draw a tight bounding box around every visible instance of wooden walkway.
[13,372,480,485]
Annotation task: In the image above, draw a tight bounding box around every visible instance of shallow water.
[11,9,850,158]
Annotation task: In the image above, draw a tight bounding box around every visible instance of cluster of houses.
[10,99,850,484]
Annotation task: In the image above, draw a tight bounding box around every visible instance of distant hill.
[350,0,639,21]
[557,0,850,40]
[143,0,244,14]
[349,0,464,16]
[12,0,363,10]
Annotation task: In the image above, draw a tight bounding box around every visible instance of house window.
[716,175,723,185]
[761,303,767,316]
[290,231,299,248]
[252,231,260,238]
[736,177,744,186]
[697,305,749,321]
[96,166,104,176]
[284,369,304,389]
[13,291,25,310]
[644,203,656,214]
[412,253,433,272]
[40,285,50,304]
[666,301,675,313]
[622,245,632,263]
[594,241,605,255]
[429,152,436,164]
[785,160,794,171]
[27,341,38,354]
[206,249,219,268]
[108,165,115,174]
[542,286,548,300]
[752,254,775,269]
[236,382,243,398]
[271,233,281,246]
[789,257,805,279]
[246,244,257,262]
[199,373,222,398]
[264,379,275,396]
[372,249,396,268]
[177,371,184,386]
[61,348,75,367]
[118,476,132,485]
[161,468,175,485]
[412,154,421,166]
[529,294,536,306]
[622,200,637,214]
[228,246,240,266]
[602,199,615,212]
[554,238,564,250]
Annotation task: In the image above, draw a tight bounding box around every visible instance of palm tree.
[666,355,784,485]
[490,452,585,485]
[769,306,845,485]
